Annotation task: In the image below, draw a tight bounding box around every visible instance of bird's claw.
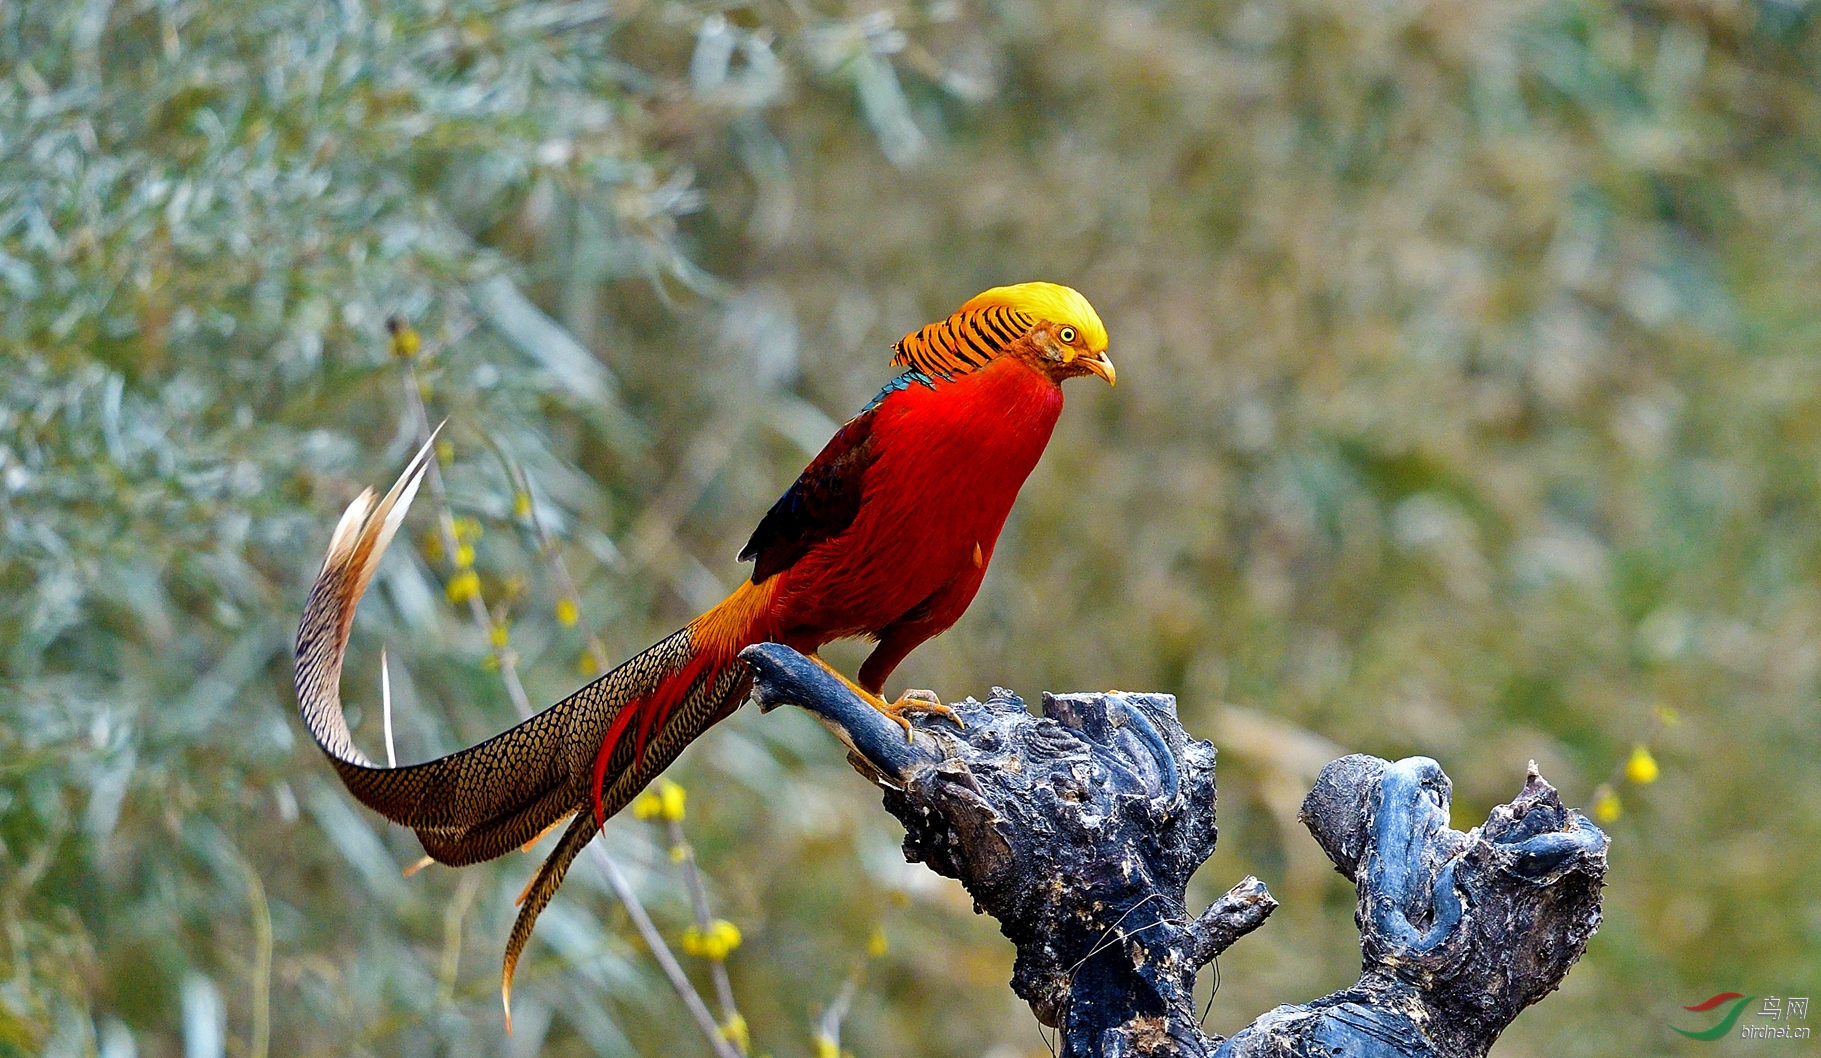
[879,689,965,742]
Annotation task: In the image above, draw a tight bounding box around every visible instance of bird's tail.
[294,441,762,1027]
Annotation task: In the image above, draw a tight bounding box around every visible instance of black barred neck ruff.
[891,303,1038,381]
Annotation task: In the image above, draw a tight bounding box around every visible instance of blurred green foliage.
[4,0,1820,1056]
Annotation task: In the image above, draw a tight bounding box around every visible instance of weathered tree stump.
[1217,755,1609,1058]
[739,643,1609,1058]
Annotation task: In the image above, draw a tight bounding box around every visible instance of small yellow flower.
[657,778,686,822]
[387,318,420,359]
[577,653,598,675]
[633,780,684,822]
[556,598,579,627]
[1625,743,1659,785]
[490,623,510,649]
[454,543,475,569]
[815,1035,839,1058]
[420,531,444,564]
[669,844,688,863]
[719,1015,749,1054]
[513,492,533,520]
[681,919,742,960]
[435,440,453,464]
[710,920,741,956]
[1591,784,1621,824]
[866,925,888,959]
[452,516,483,542]
[445,569,480,604]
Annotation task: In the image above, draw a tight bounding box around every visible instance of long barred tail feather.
[294,445,756,1028]
[501,808,597,1034]
[503,662,751,1026]
[294,438,688,865]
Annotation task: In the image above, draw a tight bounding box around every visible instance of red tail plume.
[589,649,721,827]
[588,577,773,827]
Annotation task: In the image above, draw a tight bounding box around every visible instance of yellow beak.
[1083,352,1116,387]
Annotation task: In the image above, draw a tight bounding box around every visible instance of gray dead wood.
[739,644,1607,1058]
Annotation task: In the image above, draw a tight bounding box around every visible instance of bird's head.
[893,281,1115,387]
[967,282,1115,387]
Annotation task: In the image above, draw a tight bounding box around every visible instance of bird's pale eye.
[1058,326,1077,343]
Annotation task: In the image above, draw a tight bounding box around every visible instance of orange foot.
[807,656,966,741]
[876,688,964,741]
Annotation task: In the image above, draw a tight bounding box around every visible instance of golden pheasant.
[294,281,1113,1020]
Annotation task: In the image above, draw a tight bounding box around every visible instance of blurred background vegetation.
[3,0,1818,1055]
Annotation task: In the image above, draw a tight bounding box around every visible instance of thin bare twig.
[504,459,610,674]
[236,853,272,1058]
[398,361,533,716]
[436,873,484,1007]
[815,973,860,1056]
[590,845,742,1058]
[665,817,746,1051]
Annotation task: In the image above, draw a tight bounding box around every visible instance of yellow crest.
[960,282,1108,353]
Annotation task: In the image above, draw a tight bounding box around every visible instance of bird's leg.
[805,654,964,741]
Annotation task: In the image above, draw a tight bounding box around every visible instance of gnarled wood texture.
[740,643,1609,1058]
